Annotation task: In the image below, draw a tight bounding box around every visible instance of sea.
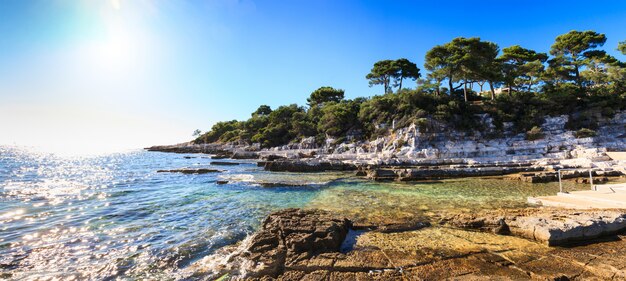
[0,146,581,280]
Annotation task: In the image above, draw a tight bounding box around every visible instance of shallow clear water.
[0,147,587,280]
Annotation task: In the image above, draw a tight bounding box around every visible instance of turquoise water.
[0,147,583,280]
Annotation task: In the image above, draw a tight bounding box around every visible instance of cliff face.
[148,111,626,167]
[307,111,626,164]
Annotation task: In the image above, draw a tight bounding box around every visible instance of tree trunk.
[574,64,583,91]
[384,76,390,94]
[463,81,468,102]
[448,77,454,96]
[398,76,403,92]
[489,81,496,100]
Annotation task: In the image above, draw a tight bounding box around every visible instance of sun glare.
[111,0,121,10]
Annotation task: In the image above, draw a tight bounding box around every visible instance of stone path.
[529,183,626,209]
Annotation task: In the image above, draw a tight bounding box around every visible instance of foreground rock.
[191,208,626,280]
[156,168,221,174]
[443,208,626,246]
[198,208,350,279]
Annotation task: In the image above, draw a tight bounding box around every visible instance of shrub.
[525,126,544,141]
[575,128,597,138]
[416,118,430,132]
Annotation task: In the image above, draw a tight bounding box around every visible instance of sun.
[111,0,121,10]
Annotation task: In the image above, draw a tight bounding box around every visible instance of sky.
[1,0,626,154]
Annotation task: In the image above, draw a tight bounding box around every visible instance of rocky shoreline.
[148,140,626,183]
[189,208,626,280]
[147,113,626,183]
[151,113,626,279]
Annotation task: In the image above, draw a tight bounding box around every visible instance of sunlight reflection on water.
[0,146,592,280]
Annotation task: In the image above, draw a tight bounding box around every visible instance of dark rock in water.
[354,170,367,176]
[376,221,431,233]
[258,182,313,188]
[157,168,221,174]
[264,160,357,172]
[231,151,259,159]
[216,180,229,185]
[261,154,286,161]
[211,154,230,159]
[366,166,545,181]
[183,156,196,159]
[233,208,351,278]
[210,161,239,166]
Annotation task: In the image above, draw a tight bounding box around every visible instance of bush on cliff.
[575,128,597,138]
[525,126,544,141]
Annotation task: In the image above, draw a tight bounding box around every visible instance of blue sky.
[1,0,626,153]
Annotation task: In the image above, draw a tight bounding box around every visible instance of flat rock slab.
[444,208,626,246]
[209,161,240,166]
[190,208,626,280]
[157,168,221,174]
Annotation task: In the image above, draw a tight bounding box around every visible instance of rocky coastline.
[147,113,626,279]
[147,112,626,184]
[190,208,626,280]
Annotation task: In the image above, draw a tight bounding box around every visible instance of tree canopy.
[307,87,345,106]
[499,45,548,93]
[547,30,607,89]
[366,59,420,93]
[253,105,272,116]
[194,30,626,148]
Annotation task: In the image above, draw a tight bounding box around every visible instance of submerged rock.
[210,161,240,166]
[257,182,315,188]
[156,168,221,174]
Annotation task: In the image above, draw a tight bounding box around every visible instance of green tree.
[366,60,399,94]
[253,105,272,116]
[196,120,241,143]
[318,100,361,137]
[499,45,548,94]
[393,58,421,91]
[463,38,501,100]
[425,37,500,101]
[307,86,345,106]
[425,43,463,97]
[580,51,621,93]
[192,129,202,137]
[548,30,607,90]
[619,41,626,55]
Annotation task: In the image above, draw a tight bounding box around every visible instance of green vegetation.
[366,59,421,94]
[195,31,626,147]
[525,126,544,141]
[575,128,597,138]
